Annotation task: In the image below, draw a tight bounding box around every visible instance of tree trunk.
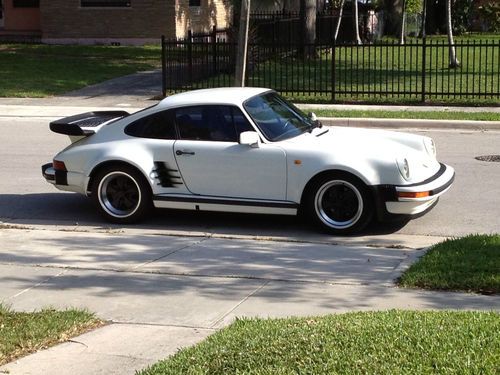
[234,0,251,87]
[399,0,406,44]
[446,0,460,68]
[334,0,345,41]
[300,0,317,58]
[353,0,362,45]
[419,0,427,37]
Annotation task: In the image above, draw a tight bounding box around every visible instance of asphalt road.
[1,117,499,238]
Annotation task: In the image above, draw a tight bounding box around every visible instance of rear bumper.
[42,162,68,185]
[372,163,455,221]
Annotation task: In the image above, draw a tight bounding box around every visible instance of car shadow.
[0,193,410,237]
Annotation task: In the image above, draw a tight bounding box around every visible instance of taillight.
[53,160,67,171]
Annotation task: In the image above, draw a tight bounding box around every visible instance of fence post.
[188,29,193,85]
[331,38,336,102]
[421,36,427,103]
[161,35,167,97]
[212,25,217,75]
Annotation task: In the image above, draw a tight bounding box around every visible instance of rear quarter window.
[125,110,176,140]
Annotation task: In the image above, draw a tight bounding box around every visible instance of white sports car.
[42,88,454,234]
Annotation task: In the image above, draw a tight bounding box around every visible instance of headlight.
[397,158,411,180]
[424,137,437,158]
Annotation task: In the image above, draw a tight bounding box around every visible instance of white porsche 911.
[42,88,454,234]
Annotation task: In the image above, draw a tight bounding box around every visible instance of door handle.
[176,150,195,156]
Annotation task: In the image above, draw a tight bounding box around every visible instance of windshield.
[243,92,315,141]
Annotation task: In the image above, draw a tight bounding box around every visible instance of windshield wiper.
[316,128,329,137]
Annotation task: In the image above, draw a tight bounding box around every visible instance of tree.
[399,0,407,44]
[353,0,362,44]
[333,0,362,44]
[446,0,460,68]
[299,0,317,57]
[333,0,346,41]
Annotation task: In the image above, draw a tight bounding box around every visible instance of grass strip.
[399,234,500,294]
[313,109,500,122]
[0,305,103,365]
[139,310,500,375]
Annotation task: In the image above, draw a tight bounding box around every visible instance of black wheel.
[304,173,373,235]
[92,165,152,224]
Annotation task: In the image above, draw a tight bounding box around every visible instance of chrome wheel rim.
[98,171,141,218]
[315,180,363,229]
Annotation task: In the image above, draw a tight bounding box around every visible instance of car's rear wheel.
[305,173,373,235]
[92,165,152,223]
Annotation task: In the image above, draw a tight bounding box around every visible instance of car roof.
[156,87,271,109]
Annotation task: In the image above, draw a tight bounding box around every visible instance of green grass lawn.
[139,310,500,375]
[312,109,500,121]
[0,44,161,97]
[0,305,102,365]
[399,234,500,294]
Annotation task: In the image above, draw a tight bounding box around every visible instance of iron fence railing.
[161,35,500,104]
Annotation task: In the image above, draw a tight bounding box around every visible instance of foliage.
[452,0,474,34]
[406,0,422,15]
[479,2,500,33]
[139,311,500,375]
[0,305,102,365]
[399,234,500,294]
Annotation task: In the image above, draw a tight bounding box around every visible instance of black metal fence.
[161,35,500,104]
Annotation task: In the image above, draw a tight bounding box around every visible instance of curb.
[319,117,500,131]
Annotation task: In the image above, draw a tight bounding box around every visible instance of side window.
[230,106,254,136]
[125,110,176,140]
[176,105,254,142]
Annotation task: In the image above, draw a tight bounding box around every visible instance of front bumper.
[372,163,455,221]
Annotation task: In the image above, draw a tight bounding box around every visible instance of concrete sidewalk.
[1,103,500,131]
[0,227,498,374]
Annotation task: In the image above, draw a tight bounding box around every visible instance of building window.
[81,0,131,7]
[189,0,201,6]
[13,0,40,7]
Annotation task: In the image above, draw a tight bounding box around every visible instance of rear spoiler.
[49,111,130,136]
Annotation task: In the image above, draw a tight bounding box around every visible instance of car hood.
[283,126,440,183]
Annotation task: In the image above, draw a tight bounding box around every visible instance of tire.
[304,172,373,235]
[92,165,152,224]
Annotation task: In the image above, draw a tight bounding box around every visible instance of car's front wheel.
[305,173,373,235]
[92,165,152,224]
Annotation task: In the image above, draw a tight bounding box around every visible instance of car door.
[173,105,287,201]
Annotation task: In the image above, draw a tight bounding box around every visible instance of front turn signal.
[398,191,430,198]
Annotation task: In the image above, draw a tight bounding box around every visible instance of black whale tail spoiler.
[49,111,130,136]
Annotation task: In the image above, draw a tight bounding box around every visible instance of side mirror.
[239,131,260,148]
[308,112,318,122]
